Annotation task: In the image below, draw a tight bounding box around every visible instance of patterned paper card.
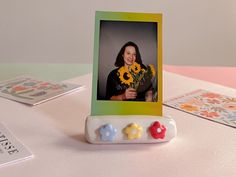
[164,89,236,128]
[0,76,84,105]
[0,122,33,167]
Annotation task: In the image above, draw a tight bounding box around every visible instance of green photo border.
[91,11,163,116]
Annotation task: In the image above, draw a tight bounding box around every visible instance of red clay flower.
[149,121,166,139]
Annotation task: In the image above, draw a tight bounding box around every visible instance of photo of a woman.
[97,20,158,102]
[106,41,154,101]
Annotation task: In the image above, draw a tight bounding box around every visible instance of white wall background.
[0,0,236,66]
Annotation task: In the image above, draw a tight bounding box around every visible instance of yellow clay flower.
[124,123,143,140]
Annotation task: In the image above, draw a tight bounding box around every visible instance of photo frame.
[91,11,162,116]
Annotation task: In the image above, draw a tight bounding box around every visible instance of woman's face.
[123,46,136,67]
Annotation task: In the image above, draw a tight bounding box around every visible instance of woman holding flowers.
[106,41,155,101]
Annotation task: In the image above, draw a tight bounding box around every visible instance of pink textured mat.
[164,65,236,89]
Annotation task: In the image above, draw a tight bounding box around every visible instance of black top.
[105,67,152,101]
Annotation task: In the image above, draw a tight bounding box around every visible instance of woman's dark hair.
[114,41,142,67]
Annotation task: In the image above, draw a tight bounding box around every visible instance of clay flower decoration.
[117,62,156,91]
[99,124,117,141]
[124,123,143,140]
[149,121,166,139]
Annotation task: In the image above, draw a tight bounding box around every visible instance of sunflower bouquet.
[117,62,156,93]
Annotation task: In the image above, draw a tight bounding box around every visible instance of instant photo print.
[85,11,177,144]
[92,11,163,116]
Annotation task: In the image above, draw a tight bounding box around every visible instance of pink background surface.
[164,65,236,89]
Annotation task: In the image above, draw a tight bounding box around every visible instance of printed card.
[0,123,33,167]
[164,89,236,128]
[0,76,84,105]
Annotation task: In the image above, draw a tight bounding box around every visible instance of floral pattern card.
[164,89,236,128]
[0,76,84,106]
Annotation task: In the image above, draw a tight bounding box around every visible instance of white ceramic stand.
[85,115,177,144]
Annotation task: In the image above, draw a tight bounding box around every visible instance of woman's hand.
[110,88,137,101]
[123,88,137,100]
[145,90,153,102]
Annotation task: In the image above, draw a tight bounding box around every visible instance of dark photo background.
[97,21,157,100]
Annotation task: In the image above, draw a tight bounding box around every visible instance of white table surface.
[1,71,236,177]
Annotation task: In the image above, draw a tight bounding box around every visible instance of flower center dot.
[131,129,137,135]
[105,132,110,136]
[157,128,162,133]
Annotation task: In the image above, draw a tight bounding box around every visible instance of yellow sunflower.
[148,64,156,77]
[118,66,133,86]
[130,62,141,74]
